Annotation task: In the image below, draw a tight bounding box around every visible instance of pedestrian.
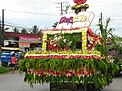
[10,53,17,74]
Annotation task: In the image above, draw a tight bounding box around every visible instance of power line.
[4,21,32,28]
[4,24,32,30]
[4,9,59,17]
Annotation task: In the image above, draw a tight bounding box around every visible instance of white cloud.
[0,0,122,36]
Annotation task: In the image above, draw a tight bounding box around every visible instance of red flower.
[73,0,87,4]
[92,55,99,59]
[25,56,29,59]
[107,37,111,41]
[81,55,87,59]
[65,71,73,77]
[64,47,70,51]
[69,56,74,59]
[58,47,63,51]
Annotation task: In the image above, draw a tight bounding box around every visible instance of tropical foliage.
[19,57,118,89]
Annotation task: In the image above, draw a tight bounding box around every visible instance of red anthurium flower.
[75,71,82,76]
[93,55,99,59]
[83,70,88,76]
[64,47,70,51]
[69,56,74,59]
[27,70,31,74]
[87,71,91,76]
[38,73,42,76]
[88,56,93,59]
[43,73,47,76]
[65,72,72,77]
[81,55,87,59]
[35,71,39,75]
[107,37,111,41]
[55,72,61,76]
[58,47,63,51]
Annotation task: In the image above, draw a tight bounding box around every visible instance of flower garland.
[71,4,89,10]
[25,55,102,60]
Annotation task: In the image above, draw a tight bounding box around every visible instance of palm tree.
[12,27,20,33]
[37,29,42,35]
[31,25,39,34]
[21,28,28,34]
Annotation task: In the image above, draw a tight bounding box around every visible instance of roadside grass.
[0,66,11,74]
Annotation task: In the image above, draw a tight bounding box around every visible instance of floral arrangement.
[19,27,118,90]
[19,5,119,90]
[71,4,89,10]
[20,57,118,89]
[71,0,88,10]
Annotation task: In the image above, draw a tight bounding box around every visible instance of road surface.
[0,70,122,91]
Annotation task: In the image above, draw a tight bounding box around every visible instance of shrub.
[0,66,7,74]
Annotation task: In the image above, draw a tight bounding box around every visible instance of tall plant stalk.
[98,13,113,57]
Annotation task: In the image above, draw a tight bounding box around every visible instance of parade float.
[19,0,118,91]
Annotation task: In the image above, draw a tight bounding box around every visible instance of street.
[0,70,122,91]
[0,70,50,91]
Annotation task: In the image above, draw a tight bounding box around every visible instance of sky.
[0,0,122,36]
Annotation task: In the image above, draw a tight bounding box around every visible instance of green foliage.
[19,58,118,89]
[96,13,114,57]
[0,66,7,74]
[110,35,122,55]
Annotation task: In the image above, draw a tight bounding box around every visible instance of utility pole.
[2,9,4,47]
[0,16,1,46]
[55,2,68,15]
[60,2,63,15]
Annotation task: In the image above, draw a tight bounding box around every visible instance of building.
[3,32,42,51]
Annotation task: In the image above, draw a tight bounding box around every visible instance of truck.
[0,47,19,67]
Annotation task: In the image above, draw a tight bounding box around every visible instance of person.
[10,53,17,74]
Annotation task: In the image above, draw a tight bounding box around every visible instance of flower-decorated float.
[19,0,118,91]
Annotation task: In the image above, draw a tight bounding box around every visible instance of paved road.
[102,76,122,91]
[0,70,122,91]
[0,70,50,91]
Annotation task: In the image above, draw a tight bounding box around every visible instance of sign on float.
[56,12,95,29]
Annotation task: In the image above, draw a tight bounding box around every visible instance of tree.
[12,28,20,33]
[31,25,39,34]
[37,29,42,35]
[21,28,28,34]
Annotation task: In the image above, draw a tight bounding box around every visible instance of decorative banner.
[56,12,95,29]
